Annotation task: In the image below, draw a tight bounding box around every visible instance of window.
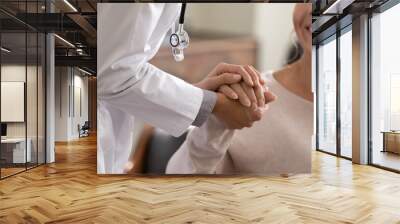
[390,74,400,130]
[0,1,47,179]
[339,29,352,158]
[370,2,400,171]
[317,37,337,154]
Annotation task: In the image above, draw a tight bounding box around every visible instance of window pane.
[340,29,352,158]
[1,31,28,177]
[318,37,337,154]
[27,31,38,169]
[371,3,400,171]
[38,32,45,165]
[0,1,46,179]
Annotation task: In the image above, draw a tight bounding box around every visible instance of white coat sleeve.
[166,115,235,174]
[98,3,203,137]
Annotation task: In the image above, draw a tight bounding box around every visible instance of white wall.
[187,4,254,35]
[71,74,89,138]
[55,67,69,141]
[1,65,26,141]
[1,66,26,130]
[54,67,89,141]
[186,3,295,72]
[253,4,295,72]
[1,65,37,138]
[1,64,46,163]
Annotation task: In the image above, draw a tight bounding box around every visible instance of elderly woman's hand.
[194,63,276,110]
[219,65,276,109]
[194,62,255,91]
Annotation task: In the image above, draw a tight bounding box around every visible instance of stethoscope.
[170,3,189,62]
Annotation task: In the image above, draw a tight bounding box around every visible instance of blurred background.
[151,3,296,83]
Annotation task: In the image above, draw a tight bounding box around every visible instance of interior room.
[0,0,400,223]
[0,10,46,178]
[313,0,400,172]
[0,0,97,180]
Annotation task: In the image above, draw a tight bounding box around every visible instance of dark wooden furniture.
[382,131,400,154]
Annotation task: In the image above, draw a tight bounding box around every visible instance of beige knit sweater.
[166,72,313,174]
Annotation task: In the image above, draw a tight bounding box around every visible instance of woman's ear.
[286,30,303,65]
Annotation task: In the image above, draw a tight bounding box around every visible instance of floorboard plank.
[1,134,399,223]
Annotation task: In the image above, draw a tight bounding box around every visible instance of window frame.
[315,23,353,160]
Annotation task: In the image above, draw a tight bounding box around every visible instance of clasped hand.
[195,63,277,129]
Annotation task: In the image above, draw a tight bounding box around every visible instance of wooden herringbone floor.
[1,135,400,224]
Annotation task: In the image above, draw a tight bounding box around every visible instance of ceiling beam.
[55,55,96,71]
[312,15,335,33]
[323,0,356,15]
[67,13,97,40]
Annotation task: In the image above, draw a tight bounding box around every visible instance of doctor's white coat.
[97,3,203,174]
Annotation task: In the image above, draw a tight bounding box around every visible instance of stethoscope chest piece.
[170,33,180,48]
[170,3,189,62]
[170,28,189,48]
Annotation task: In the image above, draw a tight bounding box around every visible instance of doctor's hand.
[212,93,266,129]
[194,62,256,91]
[218,65,267,109]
